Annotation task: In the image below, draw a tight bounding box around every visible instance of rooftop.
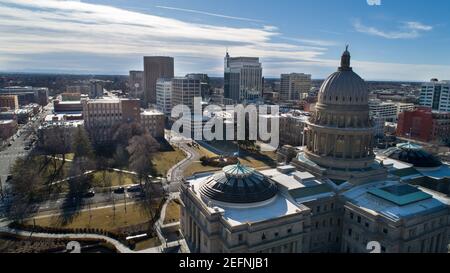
[343,181,446,221]
[368,184,432,206]
[187,173,303,227]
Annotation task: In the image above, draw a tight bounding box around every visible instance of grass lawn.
[134,237,161,251]
[183,164,220,177]
[91,170,138,188]
[237,152,277,170]
[163,200,181,224]
[25,202,160,232]
[150,148,186,177]
[35,156,72,185]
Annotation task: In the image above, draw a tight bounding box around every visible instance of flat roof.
[368,184,432,206]
[343,181,446,221]
[419,164,450,180]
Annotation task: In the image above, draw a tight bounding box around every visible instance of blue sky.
[0,0,449,80]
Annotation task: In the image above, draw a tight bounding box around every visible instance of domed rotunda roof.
[318,46,368,106]
[199,162,278,204]
[383,143,442,168]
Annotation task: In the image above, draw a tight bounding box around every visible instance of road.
[0,103,52,192]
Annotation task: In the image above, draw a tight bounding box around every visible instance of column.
[333,135,337,158]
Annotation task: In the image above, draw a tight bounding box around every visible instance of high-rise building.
[129,70,144,99]
[89,80,104,99]
[224,52,262,103]
[280,73,312,101]
[419,79,450,112]
[0,95,19,110]
[171,77,201,110]
[156,78,172,116]
[143,56,174,107]
[186,73,211,99]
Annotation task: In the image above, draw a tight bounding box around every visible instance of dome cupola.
[318,46,368,106]
[199,162,278,204]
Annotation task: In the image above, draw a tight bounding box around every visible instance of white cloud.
[0,0,447,81]
[0,0,328,71]
[353,19,433,39]
[367,0,381,6]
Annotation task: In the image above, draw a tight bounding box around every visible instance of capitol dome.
[318,46,368,106]
[199,162,278,204]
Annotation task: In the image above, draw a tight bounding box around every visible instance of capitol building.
[179,48,450,253]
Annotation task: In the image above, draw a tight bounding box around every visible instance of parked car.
[83,189,95,198]
[126,185,142,193]
[113,187,125,194]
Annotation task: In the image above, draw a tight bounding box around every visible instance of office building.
[224,52,262,103]
[369,99,415,122]
[140,109,165,138]
[143,56,174,106]
[89,80,105,99]
[397,107,450,142]
[82,98,140,143]
[53,100,83,113]
[129,70,144,99]
[420,79,450,112]
[0,95,19,110]
[186,73,211,99]
[156,78,172,115]
[0,86,48,106]
[280,73,312,101]
[171,77,201,110]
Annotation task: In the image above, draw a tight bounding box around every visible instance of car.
[83,189,95,198]
[24,146,30,150]
[126,185,142,193]
[113,187,125,194]
[7,142,12,147]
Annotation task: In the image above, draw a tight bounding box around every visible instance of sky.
[0,0,449,81]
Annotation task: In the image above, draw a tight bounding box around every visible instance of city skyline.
[1,0,450,81]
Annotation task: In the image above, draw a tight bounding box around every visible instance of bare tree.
[127,133,159,187]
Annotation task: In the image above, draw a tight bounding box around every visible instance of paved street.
[0,102,52,192]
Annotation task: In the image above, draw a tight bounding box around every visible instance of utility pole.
[124,192,127,213]
[0,178,3,201]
